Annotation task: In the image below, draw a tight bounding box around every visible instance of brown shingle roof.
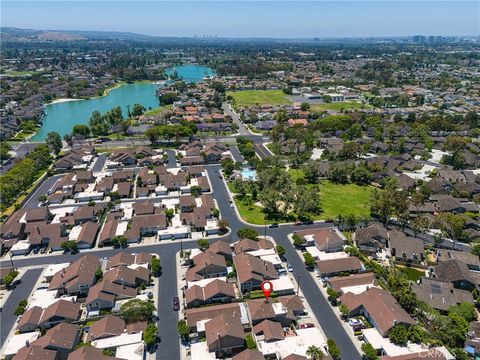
[87,315,125,342]
[253,319,285,341]
[48,255,99,292]
[32,323,79,350]
[205,313,245,351]
[13,346,57,360]
[233,252,278,286]
[315,257,363,275]
[39,299,81,324]
[339,288,414,336]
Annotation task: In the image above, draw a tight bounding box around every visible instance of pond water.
[31,65,215,141]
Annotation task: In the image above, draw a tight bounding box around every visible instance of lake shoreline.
[30,65,213,141]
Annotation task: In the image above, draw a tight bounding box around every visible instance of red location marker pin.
[261,280,273,300]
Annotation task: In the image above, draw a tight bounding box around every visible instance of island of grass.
[228,171,374,225]
[310,101,371,112]
[227,90,292,107]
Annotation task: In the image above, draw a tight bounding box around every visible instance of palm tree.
[306,345,324,360]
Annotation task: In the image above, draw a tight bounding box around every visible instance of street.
[0,268,44,344]
[0,165,361,359]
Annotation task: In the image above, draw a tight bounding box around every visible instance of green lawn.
[1,70,36,77]
[227,90,291,107]
[143,104,172,116]
[396,266,425,282]
[234,196,267,225]
[318,181,374,220]
[310,101,371,112]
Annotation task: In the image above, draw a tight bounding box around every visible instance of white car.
[287,263,293,272]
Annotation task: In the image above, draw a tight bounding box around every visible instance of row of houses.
[2,252,156,360]
[180,238,330,359]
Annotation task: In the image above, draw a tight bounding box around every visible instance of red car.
[294,221,303,226]
[299,323,315,329]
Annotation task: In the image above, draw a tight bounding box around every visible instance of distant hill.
[0,27,158,42]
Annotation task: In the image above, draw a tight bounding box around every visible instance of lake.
[31,65,215,141]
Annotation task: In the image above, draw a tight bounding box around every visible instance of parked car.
[298,323,315,329]
[303,219,314,225]
[269,223,279,228]
[348,318,365,331]
[287,263,293,272]
[294,221,303,226]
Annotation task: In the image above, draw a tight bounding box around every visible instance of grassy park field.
[227,90,291,107]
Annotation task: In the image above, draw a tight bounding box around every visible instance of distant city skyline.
[1,1,479,38]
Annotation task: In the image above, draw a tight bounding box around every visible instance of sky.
[1,1,479,38]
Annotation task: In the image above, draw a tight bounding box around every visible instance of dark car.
[173,296,180,311]
[303,219,314,225]
[269,223,279,228]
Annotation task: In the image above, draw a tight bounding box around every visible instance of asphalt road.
[165,149,177,168]
[23,174,63,210]
[0,268,44,345]
[229,145,245,163]
[0,165,362,359]
[222,103,251,136]
[92,154,107,173]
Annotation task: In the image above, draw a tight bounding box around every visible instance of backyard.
[227,90,292,107]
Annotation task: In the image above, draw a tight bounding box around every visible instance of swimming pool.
[240,168,257,181]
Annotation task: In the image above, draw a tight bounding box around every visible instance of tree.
[2,269,19,287]
[14,299,28,316]
[302,161,321,184]
[437,213,466,246]
[0,142,12,161]
[292,234,304,248]
[190,185,201,197]
[46,131,62,154]
[143,323,158,348]
[61,240,78,253]
[327,339,340,359]
[217,219,228,235]
[197,239,209,250]
[472,243,480,257]
[119,299,155,323]
[237,228,258,240]
[72,124,90,138]
[95,268,103,281]
[389,324,409,346]
[177,320,189,340]
[145,127,160,144]
[306,345,324,360]
[245,334,257,349]
[361,343,378,360]
[131,103,146,117]
[339,304,349,319]
[326,288,339,304]
[112,236,127,248]
[293,186,321,216]
[159,92,179,105]
[303,253,315,269]
[301,102,310,111]
[63,134,74,148]
[151,256,161,276]
[276,245,286,258]
[449,302,476,323]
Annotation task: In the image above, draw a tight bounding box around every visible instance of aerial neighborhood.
[0,25,479,360]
